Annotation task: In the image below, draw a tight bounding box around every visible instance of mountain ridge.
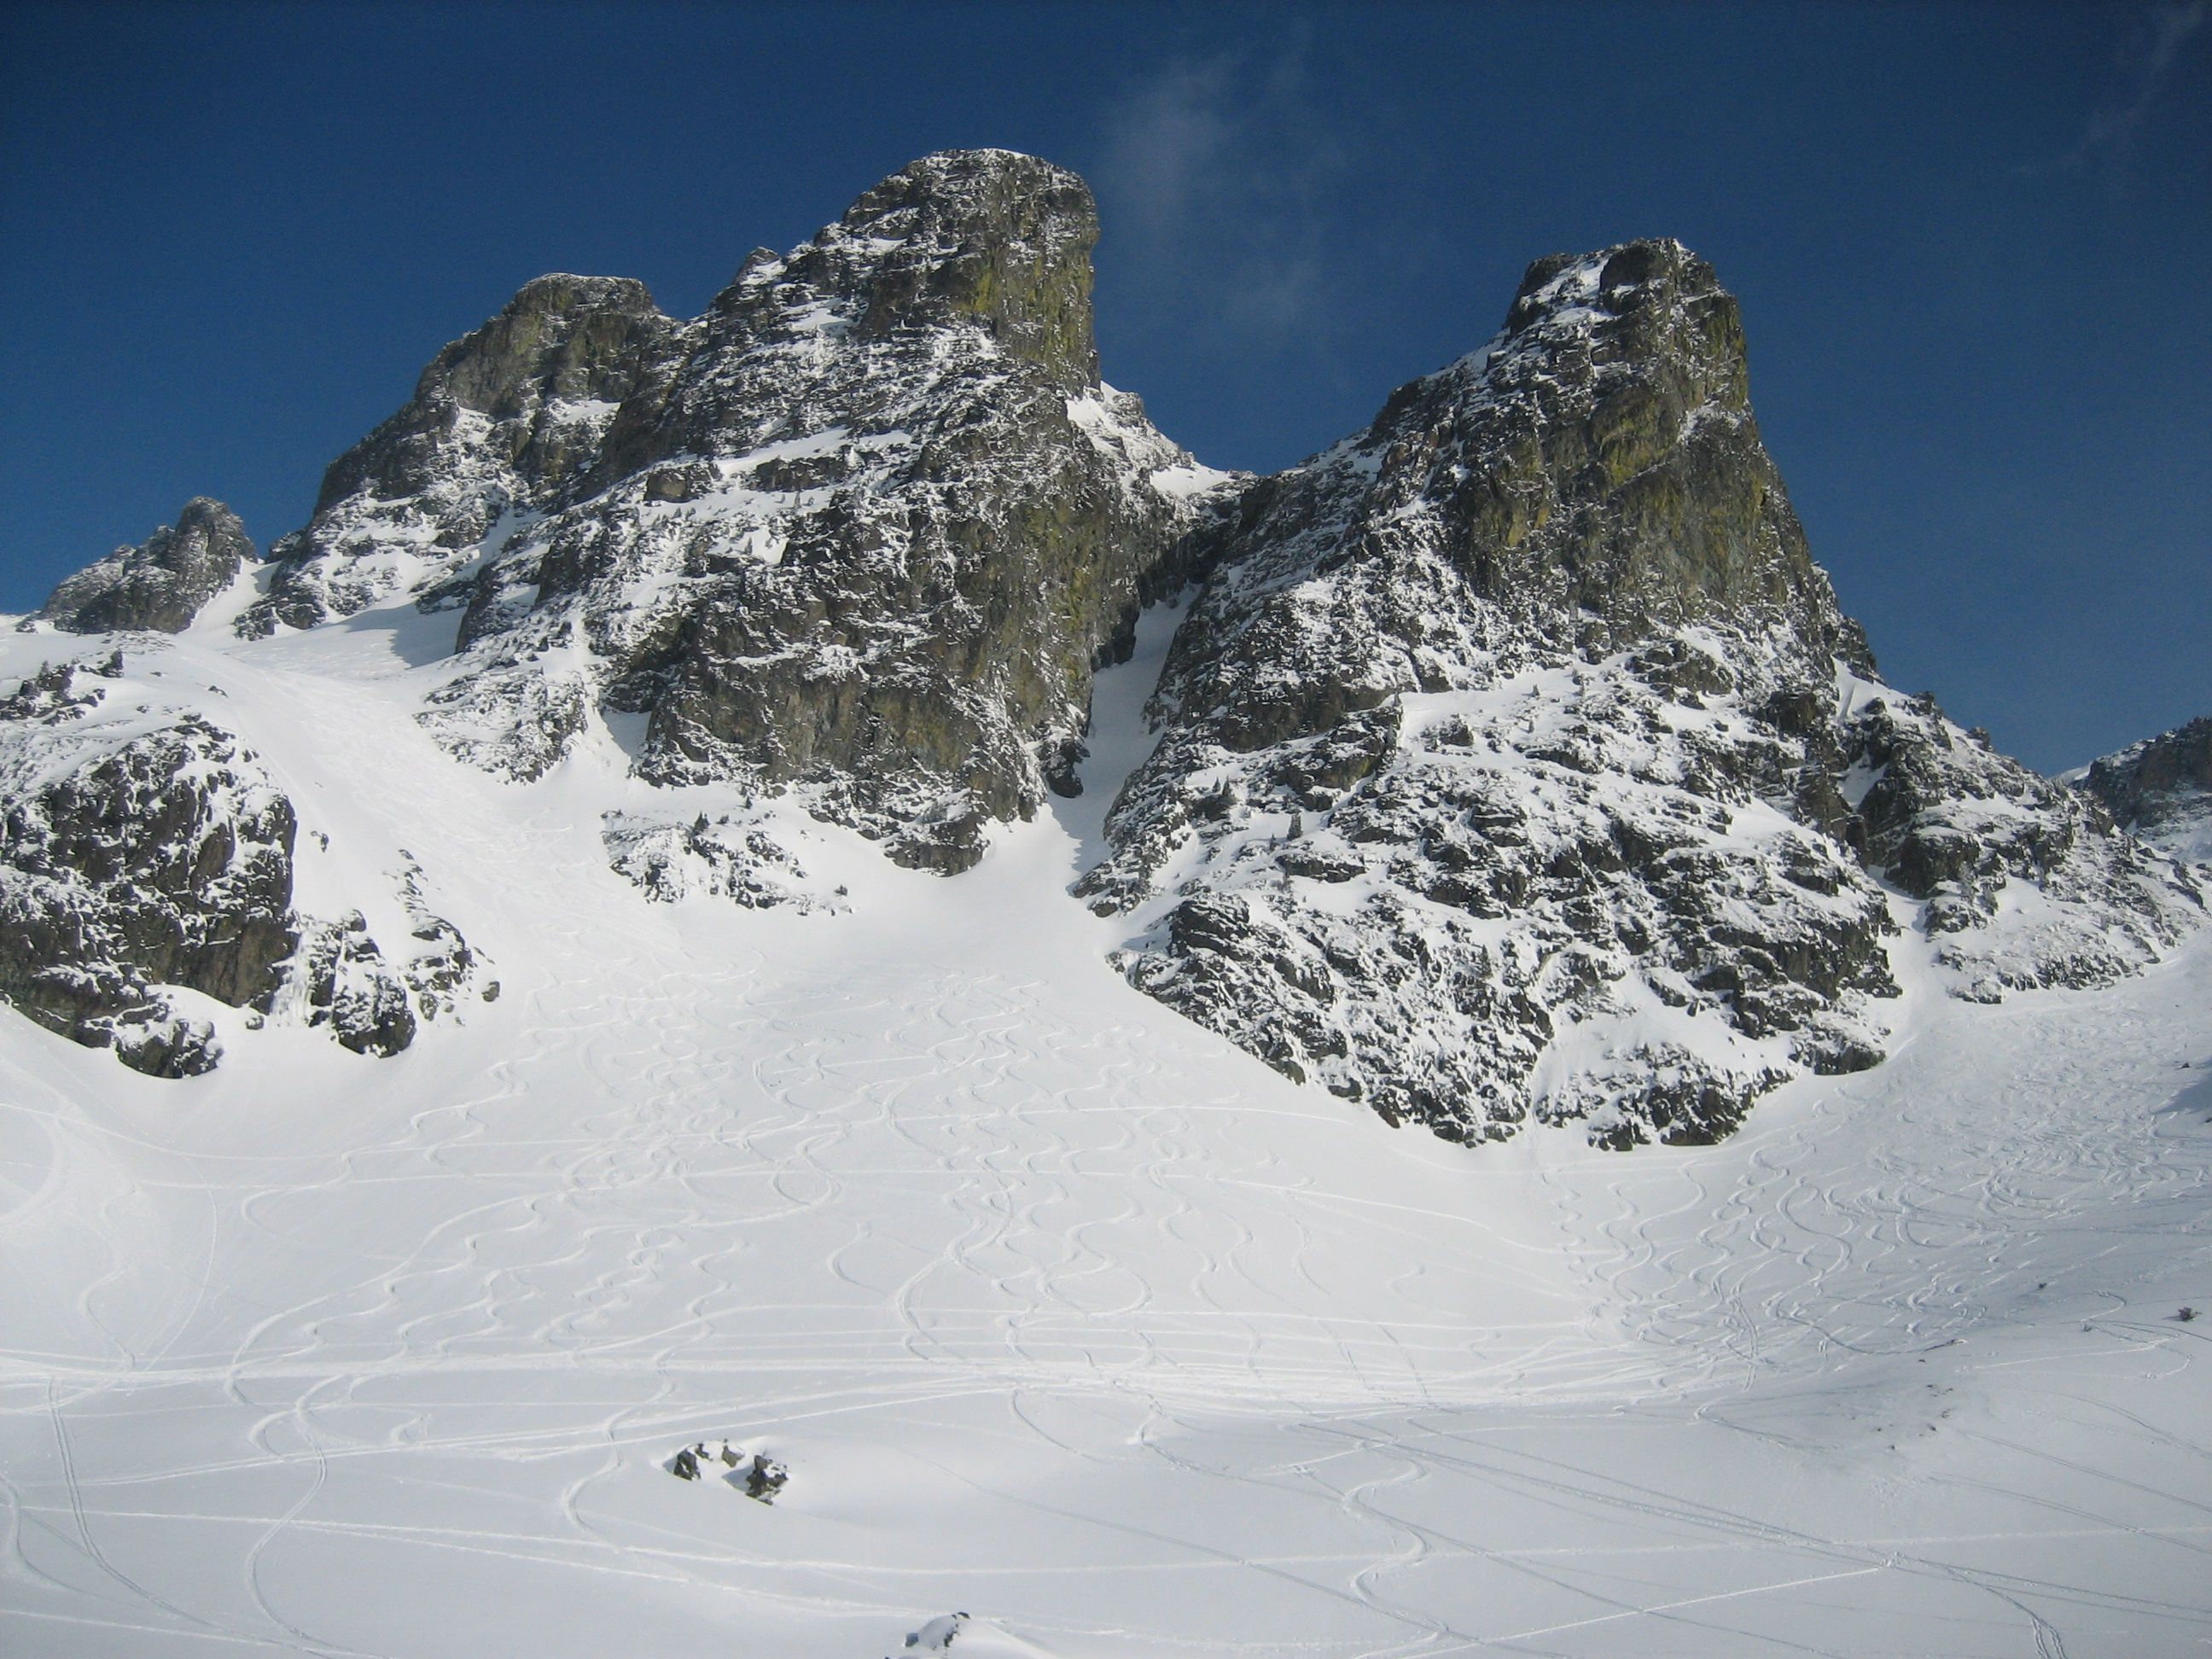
[5,150,2201,1133]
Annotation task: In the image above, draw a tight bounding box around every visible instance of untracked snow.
[2,598,2209,1658]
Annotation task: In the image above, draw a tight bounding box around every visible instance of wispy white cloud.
[2059,2,2206,185]
[1092,40,1349,341]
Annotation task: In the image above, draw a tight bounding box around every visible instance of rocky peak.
[1345,236,1861,665]
[1080,239,2198,1148]
[831,148,1102,389]
[236,274,676,637]
[2079,716,2212,869]
[399,150,1231,870]
[32,498,252,635]
[584,149,1103,489]
[417,273,666,426]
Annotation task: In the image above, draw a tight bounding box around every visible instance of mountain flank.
[6,151,2202,1135]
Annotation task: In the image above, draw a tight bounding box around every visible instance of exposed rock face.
[0,649,486,1074]
[1838,696,2199,999]
[236,275,677,637]
[2078,717,2212,870]
[1080,242,2201,1146]
[417,149,1230,869]
[245,150,1230,872]
[0,655,291,1074]
[33,498,252,634]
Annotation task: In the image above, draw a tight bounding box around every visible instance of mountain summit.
[1078,239,2199,1144]
[3,154,2201,1131]
[252,148,1231,875]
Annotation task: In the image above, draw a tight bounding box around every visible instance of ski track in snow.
[1,609,2209,1657]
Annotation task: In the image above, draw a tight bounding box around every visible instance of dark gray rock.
[1836,694,2199,997]
[33,499,252,635]
[601,807,842,911]
[2078,716,2212,869]
[285,911,416,1057]
[743,1453,787,1503]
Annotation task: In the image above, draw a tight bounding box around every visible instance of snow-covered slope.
[1,606,2209,1658]
[3,154,2209,1658]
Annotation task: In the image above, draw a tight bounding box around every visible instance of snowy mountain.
[2078,715,2212,870]
[254,150,1232,872]
[1080,239,2199,1145]
[3,150,2209,1659]
[9,172,2195,1121]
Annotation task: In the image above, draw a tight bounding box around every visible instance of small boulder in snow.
[905,1611,968,1650]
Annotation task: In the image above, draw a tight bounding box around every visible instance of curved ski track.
[1,617,2208,1656]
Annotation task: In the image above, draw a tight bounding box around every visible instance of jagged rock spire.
[1080,238,2197,1147]
[33,498,252,634]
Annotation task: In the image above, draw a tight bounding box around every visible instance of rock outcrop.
[238,275,676,637]
[0,648,486,1074]
[2077,716,2212,870]
[0,654,288,1074]
[1080,242,2201,1146]
[32,498,252,634]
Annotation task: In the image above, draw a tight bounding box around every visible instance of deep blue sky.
[3,2,2205,770]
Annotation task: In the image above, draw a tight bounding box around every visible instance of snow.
[2,608,2209,1656]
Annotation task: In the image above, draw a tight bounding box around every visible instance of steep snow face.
[2079,716,2212,871]
[1083,241,2203,1146]
[32,498,253,634]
